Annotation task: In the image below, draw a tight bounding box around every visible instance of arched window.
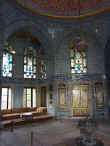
[70,38,87,74]
[24,47,37,78]
[2,44,13,77]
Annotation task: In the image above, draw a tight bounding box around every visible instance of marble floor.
[0,119,110,146]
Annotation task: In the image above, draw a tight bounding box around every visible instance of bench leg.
[30,131,33,146]
[10,121,14,132]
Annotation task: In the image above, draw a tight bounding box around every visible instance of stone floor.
[0,119,110,146]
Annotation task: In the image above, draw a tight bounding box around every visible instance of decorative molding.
[14,0,110,19]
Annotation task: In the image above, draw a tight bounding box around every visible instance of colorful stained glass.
[24,47,36,78]
[2,52,12,77]
[70,39,87,74]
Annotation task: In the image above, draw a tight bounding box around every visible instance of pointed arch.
[70,37,88,74]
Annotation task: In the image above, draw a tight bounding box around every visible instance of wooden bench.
[1,107,53,128]
[1,107,47,121]
[2,115,53,128]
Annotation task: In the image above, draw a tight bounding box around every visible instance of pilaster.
[66,82,72,118]
[89,80,95,118]
[103,79,109,119]
[53,82,58,118]
[0,25,4,127]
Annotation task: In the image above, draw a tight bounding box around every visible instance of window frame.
[2,50,13,78]
[70,39,88,74]
[1,87,12,110]
[24,47,37,79]
[23,87,36,108]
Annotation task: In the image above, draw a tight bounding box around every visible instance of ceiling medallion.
[15,0,110,18]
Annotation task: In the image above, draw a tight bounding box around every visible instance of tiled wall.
[0,0,110,119]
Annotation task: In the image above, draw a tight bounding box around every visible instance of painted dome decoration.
[15,0,110,18]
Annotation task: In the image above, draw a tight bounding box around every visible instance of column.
[14,40,24,79]
[66,82,72,118]
[0,26,4,127]
[13,84,23,108]
[36,86,41,107]
[103,79,109,119]
[0,47,2,118]
[89,80,95,118]
[47,84,55,116]
[53,82,58,118]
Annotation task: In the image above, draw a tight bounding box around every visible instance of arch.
[56,28,98,58]
[4,19,53,51]
[56,23,107,50]
[3,19,50,80]
[55,25,107,75]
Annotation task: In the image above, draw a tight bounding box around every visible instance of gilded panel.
[58,88,66,105]
[94,82,104,108]
[70,84,89,116]
[57,83,67,112]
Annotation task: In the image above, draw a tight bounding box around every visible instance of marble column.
[0,79,1,126]
[89,80,95,118]
[103,79,109,119]
[66,82,72,118]
[47,83,55,116]
[53,82,58,118]
[13,40,24,79]
[13,84,23,108]
[36,86,41,107]
[0,27,4,128]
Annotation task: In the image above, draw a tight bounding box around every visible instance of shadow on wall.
[105,36,110,79]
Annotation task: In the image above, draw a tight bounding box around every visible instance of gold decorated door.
[41,87,47,107]
[57,83,67,111]
[94,82,104,109]
[70,84,89,116]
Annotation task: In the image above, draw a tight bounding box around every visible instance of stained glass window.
[24,47,37,78]
[2,49,13,77]
[23,88,36,108]
[1,88,12,110]
[70,39,87,74]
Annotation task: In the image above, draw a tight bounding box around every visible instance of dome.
[15,0,110,18]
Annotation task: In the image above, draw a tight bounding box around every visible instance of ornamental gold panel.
[70,84,89,116]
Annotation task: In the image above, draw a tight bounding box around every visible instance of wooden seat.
[2,113,20,120]
[2,114,53,128]
[1,107,53,128]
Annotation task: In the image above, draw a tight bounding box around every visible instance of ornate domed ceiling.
[15,0,110,18]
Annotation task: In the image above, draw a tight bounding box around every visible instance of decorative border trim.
[14,0,110,19]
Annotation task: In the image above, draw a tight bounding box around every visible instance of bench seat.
[1,107,47,120]
[2,111,47,121]
[1,107,53,128]
[2,115,54,128]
